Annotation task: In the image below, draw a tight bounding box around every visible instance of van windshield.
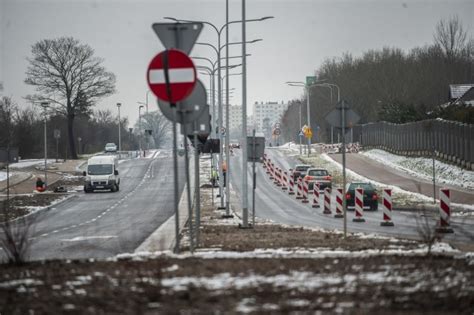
[88,164,113,175]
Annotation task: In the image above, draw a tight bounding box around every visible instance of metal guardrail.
[353,119,474,170]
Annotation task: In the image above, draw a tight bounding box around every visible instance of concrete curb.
[135,154,195,252]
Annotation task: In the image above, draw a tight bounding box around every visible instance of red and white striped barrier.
[380,188,394,226]
[312,182,320,208]
[269,162,274,179]
[266,159,271,174]
[302,179,309,203]
[353,188,365,222]
[263,154,267,168]
[282,171,288,190]
[436,188,454,233]
[288,170,295,195]
[334,188,344,218]
[323,188,331,214]
[275,168,282,186]
[296,177,303,199]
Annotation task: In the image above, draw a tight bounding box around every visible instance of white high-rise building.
[252,101,289,133]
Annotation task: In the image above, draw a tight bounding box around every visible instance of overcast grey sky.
[1,0,473,124]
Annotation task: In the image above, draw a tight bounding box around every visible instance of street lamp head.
[249,39,263,44]
[259,16,274,21]
[163,17,179,22]
[116,102,122,107]
[139,105,145,110]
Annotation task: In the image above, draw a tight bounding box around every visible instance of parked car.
[304,168,332,191]
[346,182,378,211]
[104,143,117,152]
[292,164,311,182]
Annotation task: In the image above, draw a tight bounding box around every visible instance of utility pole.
[41,102,49,188]
[117,103,122,153]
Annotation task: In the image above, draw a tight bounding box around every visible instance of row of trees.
[0,96,171,160]
[280,16,474,144]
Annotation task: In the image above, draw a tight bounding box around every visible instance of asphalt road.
[17,150,185,261]
[230,148,474,243]
[328,153,474,205]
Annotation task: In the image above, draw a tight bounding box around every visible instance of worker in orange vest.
[222,161,227,187]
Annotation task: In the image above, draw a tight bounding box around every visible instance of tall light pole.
[241,0,249,227]
[40,102,49,188]
[164,15,273,214]
[117,102,122,153]
[145,90,151,113]
[138,105,144,155]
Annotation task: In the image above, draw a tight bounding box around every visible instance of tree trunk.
[67,114,78,159]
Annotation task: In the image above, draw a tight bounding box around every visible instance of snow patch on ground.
[321,153,474,211]
[61,236,117,242]
[9,159,56,169]
[361,149,474,190]
[0,171,13,181]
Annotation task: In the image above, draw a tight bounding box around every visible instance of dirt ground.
[1,160,473,314]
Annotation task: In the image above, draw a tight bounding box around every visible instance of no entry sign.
[147,49,197,103]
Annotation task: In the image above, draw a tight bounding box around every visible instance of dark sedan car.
[346,182,379,211]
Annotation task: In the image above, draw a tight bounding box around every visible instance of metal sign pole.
[252,129,256,226]
[172,108,180,253]
[182,123,194,253]
[194,123,201,246]
[341,102,347,238]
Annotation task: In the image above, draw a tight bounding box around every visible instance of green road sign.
[306,76,317,86]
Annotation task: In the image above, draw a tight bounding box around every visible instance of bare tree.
[434,15,469,60]
[137,111,172,148]
[0,97,33,264]
[25,37,116,159]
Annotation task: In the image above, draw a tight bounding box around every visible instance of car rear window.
[349,183,373,190]
[308,169,328,176]
[295,166,310,171]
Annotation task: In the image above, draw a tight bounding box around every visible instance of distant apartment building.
[252,101,289,133]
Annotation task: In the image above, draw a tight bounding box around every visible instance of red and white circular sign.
[147,49,197,103]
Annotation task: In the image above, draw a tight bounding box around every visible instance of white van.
[83,155,120,193]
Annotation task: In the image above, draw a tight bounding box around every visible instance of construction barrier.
[269,162,274,179]
[266,159,271,174]
[312,182,320,208]
[323,188,331,214]
[353,188,366,222]
[302,179,309,203]
[381,188,394,226]
[263,154,267,168]
[275,168,282,186]
[282,171,288,190]
[296,177,303,199]
[436,188,454,233]
[334,188,344,218]
[288,169,295,195]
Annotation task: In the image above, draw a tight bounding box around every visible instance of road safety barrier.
[302,179,309,203]
[263,154,267,168]
[323,188,331,214]
[266,159,271,174]
[288,169,295,195]
[269,162,274,179]
[381,188,394,226]
[312,182,320,208]
[282,171,288,190]
[275,168,282,186]
[335,188,344,218]
[436,188,454,233]
[296,177,303,199]
[353,188,366,222]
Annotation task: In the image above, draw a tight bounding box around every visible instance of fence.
[353,119,474,170]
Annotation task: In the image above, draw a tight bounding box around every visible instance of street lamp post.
[117,103,122,153]
[139,105,144,155]
[40,102,49,189]
[165,14,273,217]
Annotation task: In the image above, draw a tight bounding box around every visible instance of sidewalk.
[0,159,85,196]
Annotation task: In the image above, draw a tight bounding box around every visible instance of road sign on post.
[325,101,360,129]
[247,136,265,162]
[147,49,197,103]
[152,22,203,55]
[150,21,203,254]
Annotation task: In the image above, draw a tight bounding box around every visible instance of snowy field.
[362,149,474,190]
[9,159,56,169]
